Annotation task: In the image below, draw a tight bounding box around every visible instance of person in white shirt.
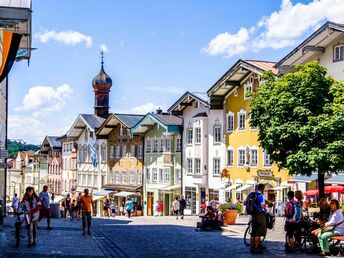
[171,197,180,219]
[12,193,19,214]
[318,199,344,256]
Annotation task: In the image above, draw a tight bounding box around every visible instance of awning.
[161,185,181,191]
[271,186,288,191]
[92,195,104,201]
[304,185,344,196]
[93,190,114,196]
[236,184,254,193]
[288,174,318,183]
[326,175,344,185]
[113,191,141,197]
[225,184,239,191]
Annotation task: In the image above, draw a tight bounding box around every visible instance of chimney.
[156,107,162,114]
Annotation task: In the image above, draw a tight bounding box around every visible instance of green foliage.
[7,140,39,158]
[218,202,241,213]
[251,61,344,176]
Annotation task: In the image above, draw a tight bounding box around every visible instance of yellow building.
[208,59,291,203]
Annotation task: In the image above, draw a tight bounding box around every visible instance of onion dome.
[92,52,112,89]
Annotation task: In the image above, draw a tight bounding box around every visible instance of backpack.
[245,192,259,215]
[286,201,301,222]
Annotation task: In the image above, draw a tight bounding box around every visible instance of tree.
[251,62,344,198]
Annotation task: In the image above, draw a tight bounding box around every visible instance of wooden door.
[147,196,153,216]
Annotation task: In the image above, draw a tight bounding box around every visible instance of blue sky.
[7,0,344,144]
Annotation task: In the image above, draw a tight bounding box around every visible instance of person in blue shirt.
[125,197,133,218]
[250,183,267,255]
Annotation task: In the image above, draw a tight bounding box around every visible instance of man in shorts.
[250,183,267,254]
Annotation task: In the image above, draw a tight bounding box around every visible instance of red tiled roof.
[245,60,277,75]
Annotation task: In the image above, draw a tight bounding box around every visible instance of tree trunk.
[318,173,325,199]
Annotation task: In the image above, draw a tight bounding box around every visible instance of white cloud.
[112,102,166,115]
[202,28,249,58]
[35,29,93,48]
[15,84,73,117]
[100,44,108,52]
[145,86,185,94]
[204,0,344,58]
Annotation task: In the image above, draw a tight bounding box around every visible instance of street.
[0,215,320,257]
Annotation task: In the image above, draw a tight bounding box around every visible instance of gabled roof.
[207,59,276,109]
[67,114,105,139]
[167,91,209,114]
[45,136,61,148]
[276,21,344,70]
[97,113,144,136]
[131,113,182,135]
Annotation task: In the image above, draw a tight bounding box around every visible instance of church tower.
[92,51,112,118]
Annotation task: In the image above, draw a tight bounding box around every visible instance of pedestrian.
[159,201,164,216]
[247,183,267,254]
[80,189,94,235]
[154,201,160,216]
[103,197,110,218]
[39,185,52,230]
[179,196,186,219]
[21,186,42,247]
[200,199,206,214]
[125,197,133,218]
[284,191,301,252]
[51,193,55,203]
[172,197,180,219]
[76,192,82,220]
[111,201,117,217]
[62,194,72,220]
[11,193,19,214]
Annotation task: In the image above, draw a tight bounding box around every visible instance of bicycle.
[244,212,275,246]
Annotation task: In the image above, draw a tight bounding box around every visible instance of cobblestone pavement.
[0,215,325,257]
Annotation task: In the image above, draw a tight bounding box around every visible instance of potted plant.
[218,202,237,225]
[136,204,143,216]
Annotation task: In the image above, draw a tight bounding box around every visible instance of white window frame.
[121,145,126,158]
[164,168,170,183]
[195,127,201,144]
[213,158,220,176]
[227,147,234,167]
[187,124,193,145]
[153,139,158,153]
[175,168,181,183]
[138,145,143,158]
[194,158,201,175]
[263,151,273,167]
[213,124,221,144]
[146,139,152,153]
[115,145,120,159]
[187,158,193,174]
[160,138,165,152]
[238,148,246,167]
[227,111,234,132]
[115,171,119,183]
[244,76,254,99]
[109,145,114,159]
[129,171,135,184]
[176,138,182,152]
[159,168,163,182]
[165,138,171,152]
[334,44,344,62]
[146,168,150,182]
[137,171,142,185]
[250,148,258,167]
[130,145,135,158]
[152,168,158,182]
[238,109,246,131]
[121,171,126,184]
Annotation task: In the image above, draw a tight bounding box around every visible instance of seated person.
[197,206,219,231]
[317,199,344,256]
[310,198,331,248]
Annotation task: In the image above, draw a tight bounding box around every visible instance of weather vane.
[100,50,104,68]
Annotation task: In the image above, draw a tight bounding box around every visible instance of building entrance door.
[185,187,196,214]
[164,193,170,216]
[147,193,153,216]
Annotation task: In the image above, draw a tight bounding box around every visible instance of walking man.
[22,186,41,247]
[80,189,94,235]
[63,193,72,220]
[179,196,186,219]
[39,185,52,230]
[172,197,180,219]
[125,197,133,218]
[12,193,19,214]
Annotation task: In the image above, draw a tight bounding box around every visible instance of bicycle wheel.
[244,222,252,246]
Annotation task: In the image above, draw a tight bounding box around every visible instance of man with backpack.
[245,183,267,254]
[284,190,301,252]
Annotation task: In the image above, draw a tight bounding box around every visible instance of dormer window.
[334,44,344,62]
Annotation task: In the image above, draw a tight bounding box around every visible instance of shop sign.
[257,170,273,177]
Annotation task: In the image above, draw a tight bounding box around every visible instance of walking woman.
[22,186,42,247]
[318,199,344,256]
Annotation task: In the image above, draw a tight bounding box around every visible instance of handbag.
[321,219,344,233]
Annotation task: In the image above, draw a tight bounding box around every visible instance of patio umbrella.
[304,189,319,196]
[325,185,344,194]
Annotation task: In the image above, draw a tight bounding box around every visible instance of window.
[78,145,82,162]
[159,168,163,182]
[227,149,233,166]
[115,171,119,183]
[244,76,254,99]
[115,145,120,159]
[238,110,246,130]
[175,169,181,182]
[187,158,193,174]
[109,145,114,159]
[334,44,344,62]
[121,171,126,184]
[160,139,164,152]
[152,168,158,182]
[227,112,234,131]
[129,172,135,184]
[213,158,220,175]
[176,138,182,152]
[137,171,142,185]
[213,125,221,143]
[82,146,87,162]
[153,139,158,152]
[146,168,150,182]
[187,126,193,145]
[166,138,171,152]
[209,189,219,201]
[138,145,143,158]
[122,145,126,158]
[146,139,152,153]
[195,158,201,174]
[238,149,245,166]
[264,151,273,167]
[195,128,201,144]
[101,144,106,162]
[130,145,135,157]
[109,169,114,183]
[251,149,258,166]
[164,168,170,182]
